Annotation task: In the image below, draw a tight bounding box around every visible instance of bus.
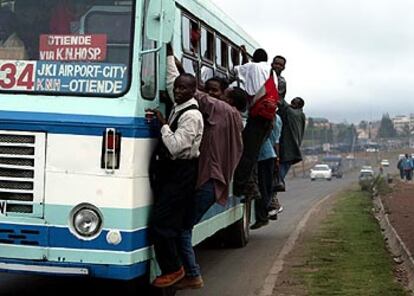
[0,0,259,293]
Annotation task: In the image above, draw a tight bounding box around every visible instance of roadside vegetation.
[295,188,408,295]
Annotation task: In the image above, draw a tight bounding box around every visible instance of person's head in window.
[205,77,229,99]
[252,48,268,63]
[174,74,197,105]
[190,22,201,54]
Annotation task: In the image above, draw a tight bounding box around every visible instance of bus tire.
[223,200,251,248]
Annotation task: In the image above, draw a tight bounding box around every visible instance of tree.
[358,120,368,130]
[401,123,411,137]
[377,113,397,138]
[307,117,315,129]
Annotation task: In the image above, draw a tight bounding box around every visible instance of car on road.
[360,165,374,172]
[310,164,332,181]
[322,155,343,178]
[359,166,375,190]
[380,159,390,167]
[359,166,375,178]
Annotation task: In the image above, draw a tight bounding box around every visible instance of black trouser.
[150,158,198,274]
[233,117,272,196]
[255,158,275,222]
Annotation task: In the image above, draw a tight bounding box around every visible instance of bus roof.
[176,0,261,54]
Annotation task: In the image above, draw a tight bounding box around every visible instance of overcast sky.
[210,0,414,123]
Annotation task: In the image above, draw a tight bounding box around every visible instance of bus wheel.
[223,200,251,248]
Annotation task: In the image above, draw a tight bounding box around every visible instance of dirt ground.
[382,180,414,260]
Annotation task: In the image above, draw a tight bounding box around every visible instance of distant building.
[392,114,414,134]
[357,129,369,140]
[311,117,330,128]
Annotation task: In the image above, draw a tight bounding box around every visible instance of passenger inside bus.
[13,0,50,59]
[1,0,132,63]
[48,0,94,34]
[190,22,201,54]
[0,6,28,59]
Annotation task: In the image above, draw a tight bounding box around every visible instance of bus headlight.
[70,204,103,240]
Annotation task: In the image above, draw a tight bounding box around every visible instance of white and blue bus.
[0,0,259,290]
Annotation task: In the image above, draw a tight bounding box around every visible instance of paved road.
[179,172,358,296]
[0,172,357,296]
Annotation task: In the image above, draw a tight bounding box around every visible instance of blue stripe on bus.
[0,197,241,252]
[0,257,148,280]
[0,223,148,252]
[0,110,159,138]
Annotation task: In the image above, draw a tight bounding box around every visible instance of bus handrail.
[140,10,165,55]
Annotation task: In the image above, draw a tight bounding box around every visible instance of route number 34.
[0,62,35,90]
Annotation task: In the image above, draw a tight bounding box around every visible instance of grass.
[298,188,408,296]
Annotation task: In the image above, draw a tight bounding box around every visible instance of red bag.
[250,72,279,120]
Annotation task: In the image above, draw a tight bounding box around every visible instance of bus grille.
[0,132,46,216]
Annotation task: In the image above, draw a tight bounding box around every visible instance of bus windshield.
[0,0,133,97]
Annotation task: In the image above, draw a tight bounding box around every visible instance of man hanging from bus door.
[147,71,204,288]
[268,55,288,219]
[250,113,283,230]
[165,44,247,289]
[232,46,276,204]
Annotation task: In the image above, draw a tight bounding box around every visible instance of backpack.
[250,71,279,120]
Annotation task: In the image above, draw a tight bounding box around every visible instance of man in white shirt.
[148,73,204,288]
[234,47,270,100]
[232,47,275,199]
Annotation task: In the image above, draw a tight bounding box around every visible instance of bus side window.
[200,64,214,86]
[215,69,227,80]
[231,47,240,68]
[182,57,199,78]
[182,15,199,56]
[200,26,214,62]
[141,0,157,100]
[228,46,240,80]
[220,39,229,69]
[215,36,222,68]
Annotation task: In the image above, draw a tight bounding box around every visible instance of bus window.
[215,36,222,67]
[220,39,228,69]
[141,0,156,100]
[230,46,240,68]
[0,0,134,97]
[215,70,227,79]
[83,6,132,65]
[200,64,214,85]
[200,26,214,62]
[182,15,199,55]
[182,57,199,78]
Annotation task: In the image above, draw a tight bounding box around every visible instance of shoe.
[174,276,204,290]
[277,206,284,214]
[268,210,278,220]
[250,220,269,230]
[274,183,286,192]
[152,266,185,288]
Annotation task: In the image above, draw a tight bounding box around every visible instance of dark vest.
[149,104,199,191]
